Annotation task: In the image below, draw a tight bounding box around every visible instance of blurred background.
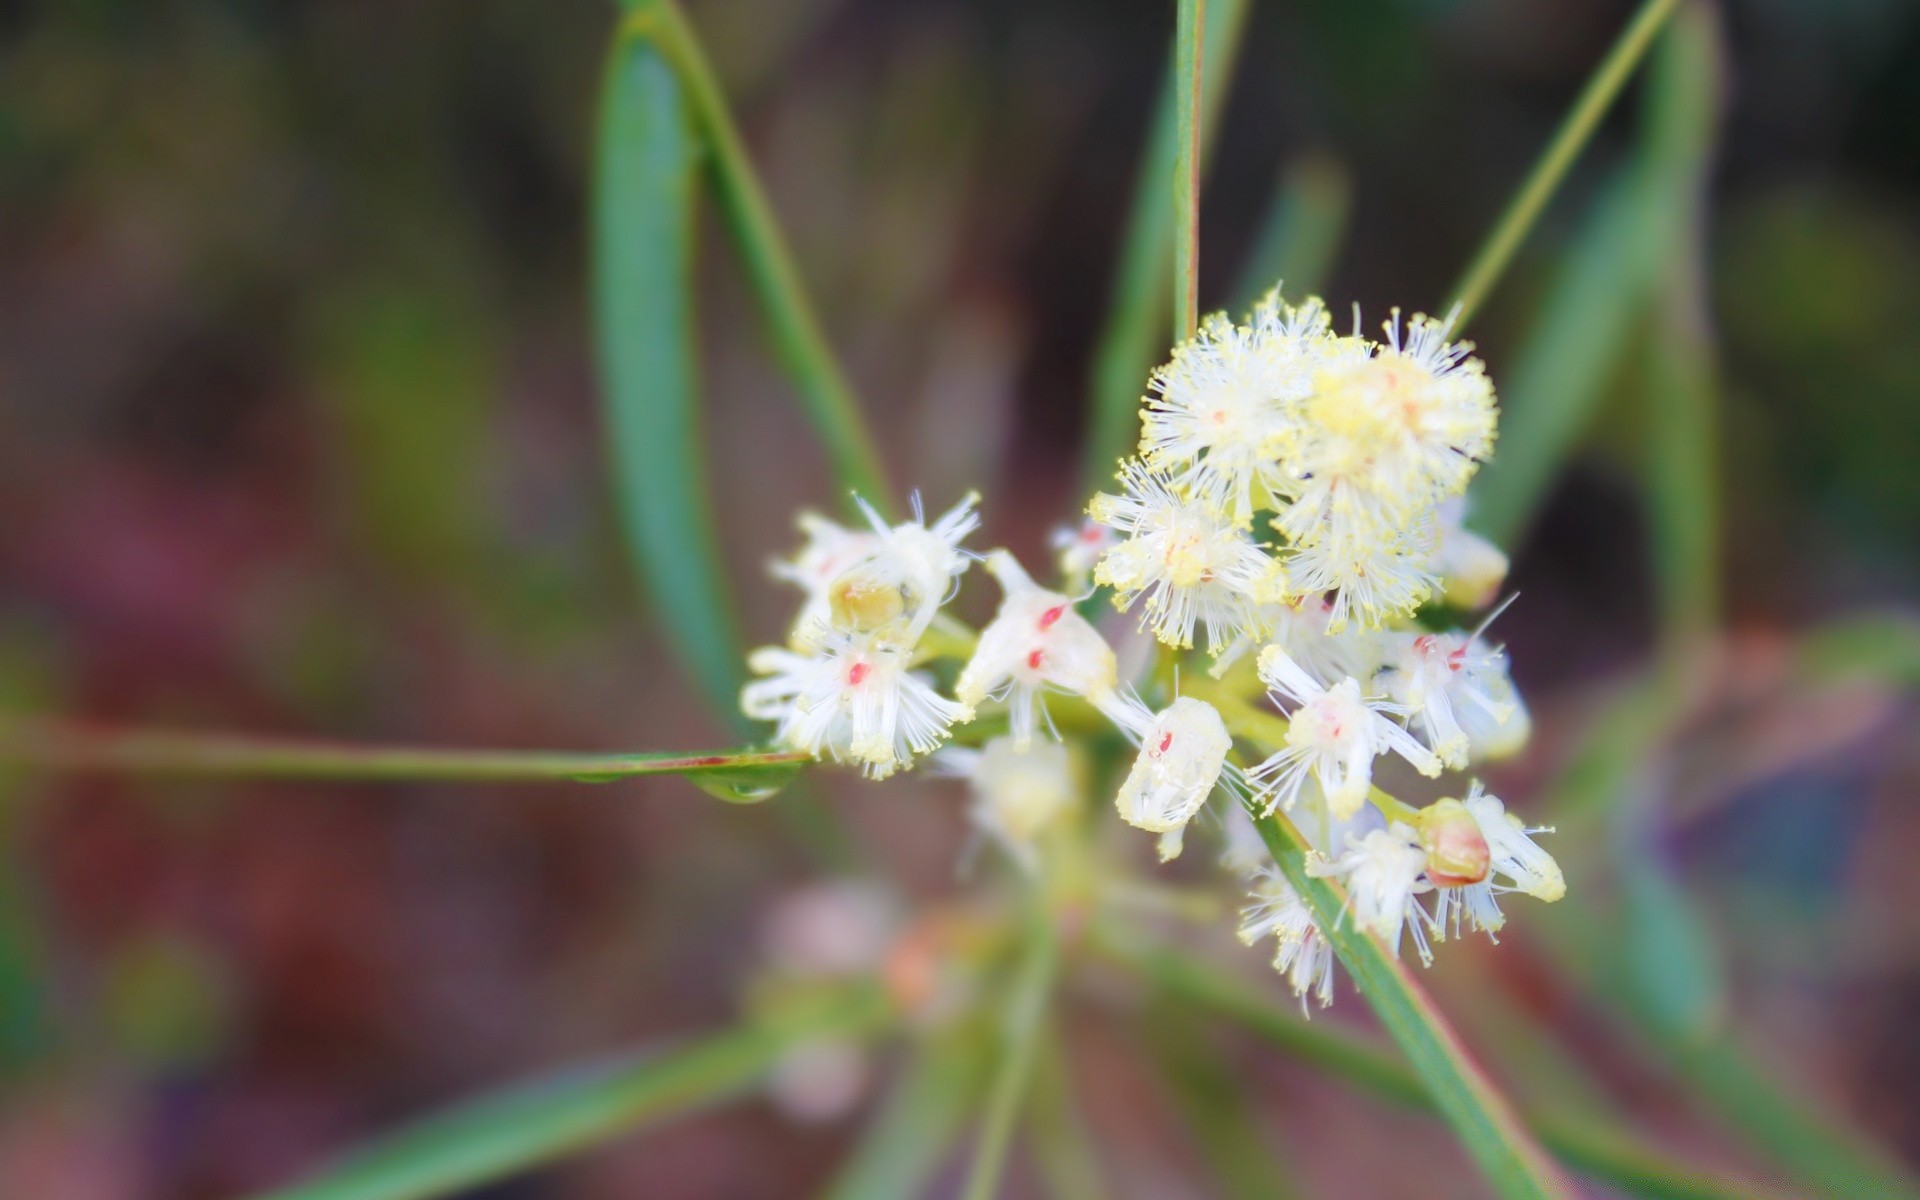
[2,0,1919,1195]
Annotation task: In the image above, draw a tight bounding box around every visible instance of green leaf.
[960,906,1060,1200]
[1146,1005,1299,1200]
[1108,937,1802,1200]
[1243,803,1575,1200]
[630,0,889,513]
[1081,0,1251,493]
[0,718,806,800]
[250,985,889,1200]
[1445,0,1682,328]
[592,28,746,724]
[1024,1034,1108,1200]
[821,1035,986,1200]
[1171,0,1205,343]
[1615,851,1726,1045]
[1796,612,1920,686]
[1642,293,1721,649]
[1231,153,1352,311]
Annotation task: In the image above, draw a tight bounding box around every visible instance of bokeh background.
[3,0,1919,1195]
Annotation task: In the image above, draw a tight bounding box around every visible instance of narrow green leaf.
[960,908,1060,1200]
[592,28,746,723]
[1171,0,1205,343]
[1616,850,1726,1045]
[630,0,889,512]
[1243,803,1575,1200]
[1642,293,1721,650]
[1025,1034,1108,1200]
[0,718,805,799]
[1796,612,1920,687]
[1231,153,1352,311]
[1446,0,1681,328]
[1146,1005,1299,1200]
[1108,937,1802,1200]
[251,985,890,1200]
[1081,0,1251,493]
[1470,3,1718,549]
[822,1036,986,1200]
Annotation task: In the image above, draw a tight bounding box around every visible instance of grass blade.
[821,1036,985,1200]
[250,985,889,1200]
[1244,803,1575,1199]
[1231,153,1352,310]
[1445,0,1681,328]
[593,26,746,723]
[1172,0,1205,342]
[1106,937,1802,1200]
[960,908,1060,1200]
[1146,1005,1299,1200]
[630,0,889,511]
[0,718,806,801]
[1081,0,1251,492]
[1025,1034,1108,1200]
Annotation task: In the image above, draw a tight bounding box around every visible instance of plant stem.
[627,0,891,514]
[0,719,804,787]
[1445,0,1682,329]
[1172,0,1205,342]
[960,906,1060,1200]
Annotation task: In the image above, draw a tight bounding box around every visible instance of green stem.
[1445,0,1682,329]
[1106,937,1802,1200]
[960,907,1060,1200]
[0,719,804,789]
[627,1,890,513]
[1172,0,1205,342]
[253,984,890,1200]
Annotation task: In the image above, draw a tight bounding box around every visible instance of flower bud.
[1115,697,1231,840]
[1415,797,1490,887]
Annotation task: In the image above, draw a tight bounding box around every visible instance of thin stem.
[0,719,805,786]
[1445,0,1682,329]
[1172,0,1206,342]
[627,1,891,514]
[960,906,1060,1200]
[1105,936,1804,1200]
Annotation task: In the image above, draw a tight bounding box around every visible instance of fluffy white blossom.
[770,512,884,649]
[1250,646,1440,820]
[1140,297,1328,523]
[941,736,1078,872]
[828,492,980,640]
[1431,784,1563,938]
[1238,865,1336,1010]
[1090,461,1274,651]
[1309,822,1437,964]
[1428,497,1509,610]
[743,632,971,779]
[956,551,1120,747]
[1374,627,1525,769]
[1114,697,1231,858]
[1277,520,1437,632]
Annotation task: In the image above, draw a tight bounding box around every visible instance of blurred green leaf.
[1025,1034,1108,1200]
[1797,612,1920,686]
[822,1035,986,1200]
[0,718,807,800]
[1616,851,1726,1045]
[1171,0,1204,343]
[1643,294,1721,649]
[1231,153,1351,311]
[1147,1005,1298,1200]
[592,27,746,723]
[960,906,1059,1200]
[252,984,890,1200]
[1081,0,1251,493]
[631,0,890,513]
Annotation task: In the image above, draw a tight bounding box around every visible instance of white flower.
[1428,497,1508,610]
[829,491,980,640]
[1276,310,1493,529]
[941,736,1078,872]
[1309,822,1437,964]
[1250,646,1440,820]
[955,551,1120,748]
[1238,865,1336,1010]
[1432,783,1564,938]
[1374,627,1525,769]
[1051,517,1117,586]
[1277,519,1437,632]
[743,631,971,779]
[1090,461,1273,651]
[770,512,883,647]
[1140,298,1329,523]
[1211,591,1378,683]
[1114,697,1231,851]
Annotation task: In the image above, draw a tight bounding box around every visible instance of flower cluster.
[743,288,1563,1011]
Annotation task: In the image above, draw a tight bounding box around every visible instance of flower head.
[941,736,1078,872]
[956,551,1119,748]
[1431,783,1564,939]
[1251,646,1440,820]
[828,492,980,641]
[743,631,971,779]
[1309,822,1436,964]
[771,512,885,648]
[1239,865,1336,1010]
[1428,497,1509,610]
[1114,697,1231,850]
[1091,461,1273,650]
[1374,627,1525,769]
